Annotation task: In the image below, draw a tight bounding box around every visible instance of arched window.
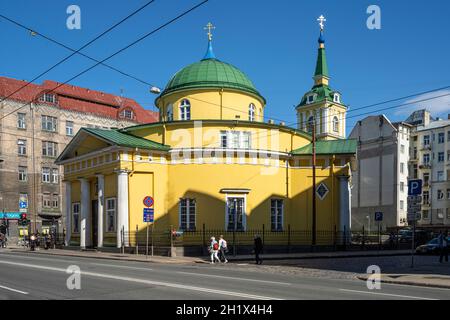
[249,104,256,122]
[180,99,191,121]
[307,116,315,134]
[333,116,339,133]
[167,104,173,122]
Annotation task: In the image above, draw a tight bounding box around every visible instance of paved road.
[0,251,448,300]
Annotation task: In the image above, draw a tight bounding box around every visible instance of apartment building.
[409,116,450,227]
[350,115,412,230]
[0,76,158,238]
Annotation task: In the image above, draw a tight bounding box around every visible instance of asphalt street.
[0,251,449,300]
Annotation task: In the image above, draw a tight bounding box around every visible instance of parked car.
[399,229,430,245]
[416,237,450,255]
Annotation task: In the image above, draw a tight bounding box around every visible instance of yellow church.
[56,20,356,252]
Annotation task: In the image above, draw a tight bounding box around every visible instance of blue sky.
[1,0,449,134]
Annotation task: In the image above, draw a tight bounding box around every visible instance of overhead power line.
[0,0,157,104]
[0,0,210,122]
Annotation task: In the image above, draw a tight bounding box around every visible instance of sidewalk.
[6,246,411,264]
[358,273,450,289]
[226,250,412,262]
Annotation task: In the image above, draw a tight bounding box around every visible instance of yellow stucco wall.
[157,89,265,122]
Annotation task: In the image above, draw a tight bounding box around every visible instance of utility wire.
[0,0,210,122]
[0,0,157,104]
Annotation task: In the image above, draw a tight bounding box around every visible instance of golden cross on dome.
[204,22,215,41]
[317,15,326,31]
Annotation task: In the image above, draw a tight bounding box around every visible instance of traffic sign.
[374,212,383,222]
[143,196,154,208]
[407,212,421,221]
[143,208,154,223]
[408,180,423,196]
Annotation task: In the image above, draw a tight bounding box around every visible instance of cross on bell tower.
[317,15,326,31]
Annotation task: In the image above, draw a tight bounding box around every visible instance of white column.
[80,179,91,249]
[117,170,129,248]
[64,181,72,246]
[97,175,105,248]
[339,176,351,244]
[316,110,321,134]
[302,112,306,131]
[324,108,329,134]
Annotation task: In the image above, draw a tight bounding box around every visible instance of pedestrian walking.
[209,237,220,264]
[254,235,263,265]
[218,235,228,263]
[438,230,448,263]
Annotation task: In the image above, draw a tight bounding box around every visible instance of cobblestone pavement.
[223,255,450,280]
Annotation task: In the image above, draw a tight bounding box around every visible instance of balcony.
[419,163,432,170]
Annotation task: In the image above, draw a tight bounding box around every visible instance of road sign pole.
[146,221,149,259]
[151,222,154,257]
[411,221,416,268]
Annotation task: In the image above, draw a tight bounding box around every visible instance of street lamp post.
[312,118,317,246]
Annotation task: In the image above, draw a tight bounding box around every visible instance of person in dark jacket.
[254,235,263,265]
[438,230,448,263]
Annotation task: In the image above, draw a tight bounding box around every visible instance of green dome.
[159,58,265,102]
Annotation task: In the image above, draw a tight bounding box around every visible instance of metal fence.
[120,225,430,256]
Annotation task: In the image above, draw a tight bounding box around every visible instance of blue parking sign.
[143,208,154,223]
[408,180,422,196]
[375,212,383,222]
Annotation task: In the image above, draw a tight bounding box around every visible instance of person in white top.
[218,235,228,263]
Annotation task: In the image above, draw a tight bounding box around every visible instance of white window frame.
[43,193,51,208]
[249,104,256,122]
[18,166,27,182]
[167,104,173,122]
[106,198,117,233]
[271,199,284,231]
[333,93,340,103]
[18,139,27,156]
[17,113,26,129]
[438,132,445,144]
[66,121,74,136]
[437,190,444,201]
[52,194,59,208]
[41,115,58,132]
[52,168,59,184]
[121,109,133,120]
[400,182,404,192]
[72,203,80,233]
[180,99,191,121]
[42,141,58,157]
[423,135,430,146]
[306,94,315,105]
[42,167,51,183]
[40,93,56,104]
[225,196,246,232]
[437,171,444,182]
[333,116,339,133]
[438,152,444,163]
[179,198,196,231]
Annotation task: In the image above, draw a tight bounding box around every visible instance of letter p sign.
[408,179,422,196]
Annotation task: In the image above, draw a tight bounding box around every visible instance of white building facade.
[350,115,411,230]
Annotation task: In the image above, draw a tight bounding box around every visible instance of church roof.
[292,139,357,155]
[82,128,170,151]
[156,39,265,104]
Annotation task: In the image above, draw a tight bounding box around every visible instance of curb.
[357,275,450,290]
[8,249,204,265]
[226,252,412,262]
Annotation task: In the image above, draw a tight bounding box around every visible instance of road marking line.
[379,282,450,291]
[0,284,29,295]
[339,289,438,300]
[0,260,282,300]
[177,271,291,286]
[90,263,153,271]
[0,253,76,264]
